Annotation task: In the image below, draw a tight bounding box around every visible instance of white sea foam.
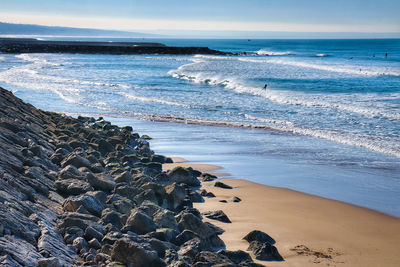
[243,114,400,158]
[0,56,5,62]
[120,92,189,108]
[238,57,400,77]
[315,54,328,57]
[256,50,293,56]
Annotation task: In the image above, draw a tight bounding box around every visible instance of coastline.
[164,159,400,266]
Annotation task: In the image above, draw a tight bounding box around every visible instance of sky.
[0,0,399,37]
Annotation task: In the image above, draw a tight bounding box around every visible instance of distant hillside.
[0,22,157,37]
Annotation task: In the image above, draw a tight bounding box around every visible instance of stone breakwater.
[0,87,279,266]
[0,38,231,55]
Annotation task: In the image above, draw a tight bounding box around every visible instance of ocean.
[0,38,399,216]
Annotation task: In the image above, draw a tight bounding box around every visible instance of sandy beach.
[164,159,400,267]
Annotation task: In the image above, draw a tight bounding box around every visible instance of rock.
[214,181,233,189]
[73,236,88,252]
[96,139,115,156]
[243,230,275,245]
[200,173,217,182]
[194,251,234,266]
[153,209,178,230]
[58,165,85,180]
[205,192,215,198]
[217,250,253,264]
[111,238,165,267]
[101,210,125,230]
[37,257,60,267]
[114,170,133,183]
[88,238,102,249]
[174,230,200,246]
[232,196,241,202]
[87,173,116,192]
[178,238,202,261]
[247,241,283,261]
[63,193,105,216]
[122,210,157,234]
[0,235,42,266]
[167,166,201,187]
[189,191,204,203]
[61,153,91,169]
[219,200,228,203]
[0,206,40,245]
[202,210,231,223]
[165,183,186,211]
[84,226,104,242]
[177,213,215,241]
[55,178,93,195]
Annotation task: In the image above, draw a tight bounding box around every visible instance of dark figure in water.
[263,84,268,90]
[385,53,388,58]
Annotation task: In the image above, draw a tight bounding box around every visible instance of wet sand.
[164,160,400,267]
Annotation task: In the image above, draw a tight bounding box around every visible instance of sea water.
[0,38,399,216]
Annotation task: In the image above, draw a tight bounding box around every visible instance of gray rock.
[101,210,125,230]
[61,153,91,169]
[114,170,133,183]
[214,182,233,189]
[0,235,42,267]
[178,238,202,261]
[111,238,165,267]
[153,209,178,230]
[55,178,93,195]
[232,196,241,202]
[87,173,116,192]
[73,236,88,252]
[202,210,231,223]
[0,206,40,245]
[63,193,105,216]
[88,238,102,249]
[37,257,60,267]
[84,226,104,242]
[247,241,283,261]
[165,183,186,211]
[243,230,275,245]
[58,165,85,180]
[194,251,234,266]
[217,250,253,264]
[167,166,200,186]
[174,230,200,246]
[123,210,157,234]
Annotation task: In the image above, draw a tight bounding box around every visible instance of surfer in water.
[263,84,268,90]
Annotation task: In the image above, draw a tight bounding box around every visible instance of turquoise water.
[0,38,399,216]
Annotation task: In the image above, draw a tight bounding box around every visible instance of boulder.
[84,226,104,242]
[214,181,233,189]
[202,210,231,223]
[60,153,91,169]
[247,241,283,261]
[167,166,200,186]
[87,173,116,192]
[0,235,42,266]
[114,171,133,183]
[111,238,165,267]
[122,210,157,234]
[55,179,93,195]
[217,250,253,264]
[243,230,275,245]
[165,183,186,211]
[63,193,105,216]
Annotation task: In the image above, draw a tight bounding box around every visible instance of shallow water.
[0,38,399,216]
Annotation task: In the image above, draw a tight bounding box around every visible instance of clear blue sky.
[1,0,399,35]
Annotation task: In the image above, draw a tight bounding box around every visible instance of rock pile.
[0,87,263,266]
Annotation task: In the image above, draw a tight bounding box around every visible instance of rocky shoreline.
[0,38,230,55]
[0,87,282,266]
